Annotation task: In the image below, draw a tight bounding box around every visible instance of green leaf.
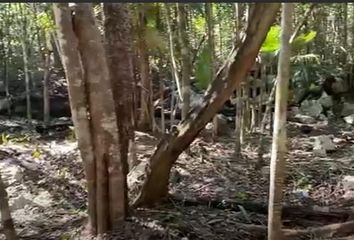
[260,25,281,53]
[295,31,317,43]
[195,44,212,90]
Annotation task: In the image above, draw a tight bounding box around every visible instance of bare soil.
[1,116,354,239]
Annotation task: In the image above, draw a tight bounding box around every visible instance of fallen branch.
[169,195,352,222]
[237,220,354,239]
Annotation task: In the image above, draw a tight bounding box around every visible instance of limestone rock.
[313,135,336,156]
[341,102,354,117]
[318,92,333,109]
[294,114,316,124]
[300,100,323,118]
[342,176,354,191]
[344,114,354,125]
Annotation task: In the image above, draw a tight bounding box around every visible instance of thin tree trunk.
[289,3,316,44]
[18,3,31,120]
[137,5,153,131]
[133,3,281,207]
[43,49,51,125]
[0,173,18,240]
[177,3,191,120]
[267,3,293,240]
[206,3,219,138]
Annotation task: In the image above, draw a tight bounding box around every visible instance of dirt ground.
[1,116,354,240]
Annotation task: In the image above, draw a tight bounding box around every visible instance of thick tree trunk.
[0,173,18,240]
[103,2,134,212]
[133,3,281,207]
[73,3,127,231]
[267,3,293,240]
[54,3,128,235]
[53,3,97,234]
[177,3,191,120]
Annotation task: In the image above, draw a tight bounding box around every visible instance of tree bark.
[267,3,293,240]
[133,3,281,207]
[177,3,191,120]
[0,173,18,240]
[53,3,97,234]
[73,3,127,231]
[103,2,134,213]
[137,5,153,131]
[54,3,128,235]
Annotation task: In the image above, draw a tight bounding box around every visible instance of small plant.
[0,133,10,145]
[31,147,43,159]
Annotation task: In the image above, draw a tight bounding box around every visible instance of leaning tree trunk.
[177,3,191,120]
[267,3,293,240]
[133,3,281,207]
[0,173,18,240]
[54,3,128,235]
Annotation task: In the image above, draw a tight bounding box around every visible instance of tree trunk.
[206,3,219,139]
[18,3,31,120]
[53,3,97,234]
[73,3,127,232]
[133,3,281,207]
[137,5,153,131]
[0,173,18,240]
[103,2,134,211]
[43,50,51,126]
[267,3,293,240]
[54,3,127,235]
[177,3,191,120]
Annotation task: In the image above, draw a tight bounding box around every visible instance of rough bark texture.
[134,3,281,207]
[177,3,191,120]
[53,3,97,234]
[267,3,293,240]
[54,3,127,235]
[73,3,126,231]
[103,2,134,214]
[0,173,18,240]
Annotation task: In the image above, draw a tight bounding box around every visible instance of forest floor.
[1,116,354,240]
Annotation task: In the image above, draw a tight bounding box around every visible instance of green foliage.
[261,25,317,53]
[261,25,281,53]
[0,133,31,145]
[36,11,55,32]
[31,146,43,159]
[195,44,212,90]
[0,133,10,145]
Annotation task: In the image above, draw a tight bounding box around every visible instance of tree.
[0,173,18,240]
[177,3,191,120]
[133,3,281,207]
[137,4,154,131]
[103,2,133,193]
[53,3,127,235]
[267,3,294,240]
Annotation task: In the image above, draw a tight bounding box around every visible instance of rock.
[313,135,336,156]
[10,194,35,211]
[344,114,354,125]
[206,114,231,136]
[341,102,354,117]
[343,190,354,200]
[294,114,316,124]
[261,166,270,178]
[300,100,323,118]
[342,176,354,191]
[318,92,333,109]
